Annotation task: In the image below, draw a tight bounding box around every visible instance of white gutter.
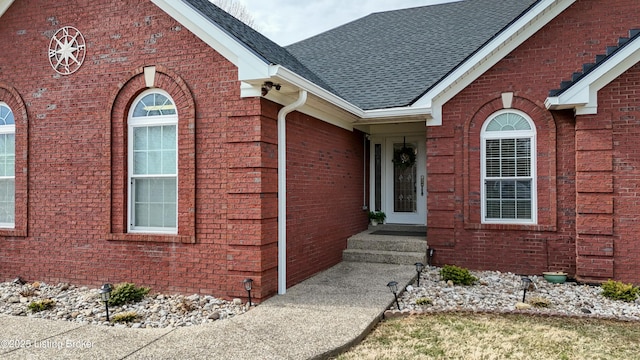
[277,90,308,295]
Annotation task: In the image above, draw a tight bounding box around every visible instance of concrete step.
[347,237,427,253]
[343,249,426,265]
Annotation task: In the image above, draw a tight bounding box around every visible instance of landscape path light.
[387,281,400,310]
[414,262,424,287]
[99,283,113,322]
[243,278,253,307]
[520,276,532,303]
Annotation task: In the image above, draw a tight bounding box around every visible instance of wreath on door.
[392,138,416,170]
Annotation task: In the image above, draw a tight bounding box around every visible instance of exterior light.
[427,248,435,266]
[520,276,532,303]
[386,281,400,310]
[99,283,113,322]
[414,262,424,287]
[243,278,253,306]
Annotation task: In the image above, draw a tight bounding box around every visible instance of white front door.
[371,135,426,224]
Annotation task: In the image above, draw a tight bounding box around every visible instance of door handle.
[420,175,424,196]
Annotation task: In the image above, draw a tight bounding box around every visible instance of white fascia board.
[413,0,575,123]
[151,0,270,80]
[263,65,433,126]
[0,0,13,17]
[546,38,640,115]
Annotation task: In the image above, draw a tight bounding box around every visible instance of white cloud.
[237,0,459,45]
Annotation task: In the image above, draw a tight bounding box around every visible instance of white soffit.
[413,0,576,124]
[545,36,640,115]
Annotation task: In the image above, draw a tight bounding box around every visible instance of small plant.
[601,279,639,302]
[108,283,150,306]
[111,311,139,323]
[440,265,478,286]
[368,211,386,223]
[415,297,433,306]
[28,298,55,312]
[529,296,551,308]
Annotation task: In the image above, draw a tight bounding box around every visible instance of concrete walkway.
[0,262,416,359]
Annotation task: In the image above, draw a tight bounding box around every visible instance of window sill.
[107,233,195,244]
[0,228,27,237]
[465,223,556,232]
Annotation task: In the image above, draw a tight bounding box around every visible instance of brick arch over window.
[0,84,28,237]
[463,96,557,231]
[108,66,196,243]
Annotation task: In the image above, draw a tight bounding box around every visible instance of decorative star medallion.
[48,26,86,75]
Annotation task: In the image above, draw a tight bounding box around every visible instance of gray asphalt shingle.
[182,0,336,93]
[183,0,538,111]
[286,0,538,110]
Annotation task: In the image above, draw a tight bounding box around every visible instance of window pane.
[501,139,515,157]
[517,201,532,219]
[486,200,501,218]
[162,150,176,174]
[148,150,162,174]
[486,139,500,157]
[485,181,500,199]
[133,178,176,229]
[501,181,515,199]
[162,125,176,150]
[133,152,147,175]
[0,179,14,223]
[517,180,531,199]
[502,200,516,219]
[133,127,147,151]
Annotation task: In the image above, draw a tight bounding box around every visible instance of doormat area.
[370,230,425,237]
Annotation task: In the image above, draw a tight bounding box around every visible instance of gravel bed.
[393,266,640,321]
[0,280,248,328]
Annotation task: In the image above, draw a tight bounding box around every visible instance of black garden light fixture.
[414,262,424,287]
[520,276,532,303]
[99,283,113,322]
[427,248,435,266]
[243,278,254,307]
[386,281,400,310]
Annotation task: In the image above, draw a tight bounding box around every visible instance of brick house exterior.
[0,0,639,302]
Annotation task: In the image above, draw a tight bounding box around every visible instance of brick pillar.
[574,117,614,282]
[426,125,456,264]
[224,113,279,300]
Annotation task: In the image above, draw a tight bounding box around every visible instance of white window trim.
[0,102,14,228]
[480,109,537,225]
[127,90,178,234]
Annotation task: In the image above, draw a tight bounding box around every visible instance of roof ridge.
[548,28,640,97]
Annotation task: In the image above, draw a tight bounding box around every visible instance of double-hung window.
[0,103,14,228]
[128,90,178,234]
[481,110,536,224]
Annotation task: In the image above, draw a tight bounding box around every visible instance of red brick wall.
[0,0,283,300]
[0,0,368,300]
[427,0,639,279]
[280,109,368,286]
[589,62,640,284]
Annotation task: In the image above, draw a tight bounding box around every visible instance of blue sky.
[236,1,458,45]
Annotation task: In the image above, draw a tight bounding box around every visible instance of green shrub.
[415,297,433,306]
[108,283,150,306]
[111,311,139,323]
[601,279,639,302]
[440,265,478,286]
[28,298,55,312]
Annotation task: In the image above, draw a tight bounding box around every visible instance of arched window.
[481,110,536,224]
[0,103,15,227]
[128,90,177,233]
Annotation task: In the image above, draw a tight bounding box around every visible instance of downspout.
[277,90,308,295]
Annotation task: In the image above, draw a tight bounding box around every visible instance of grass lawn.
[336,313,640,360]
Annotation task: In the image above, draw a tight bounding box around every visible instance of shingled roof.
[286,0,538,110]
[182,0,336,93]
